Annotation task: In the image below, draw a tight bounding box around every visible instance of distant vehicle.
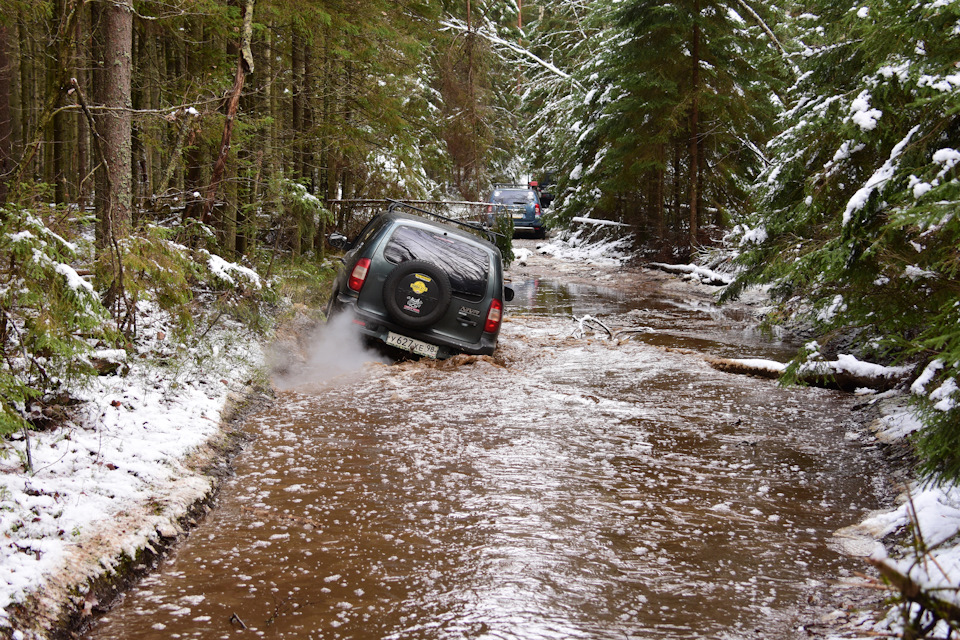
[535,172,556,209]
[326,202,514,359]
[487,184,547,239]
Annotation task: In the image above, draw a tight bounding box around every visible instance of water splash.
[273,312,389,390]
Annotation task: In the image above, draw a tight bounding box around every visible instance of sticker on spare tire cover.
[410,280,429,295]
[404,296,424,313]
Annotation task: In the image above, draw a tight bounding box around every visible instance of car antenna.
[384,198,505,242]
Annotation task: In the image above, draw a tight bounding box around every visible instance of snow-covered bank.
[0,306,269,638]
[534,226,635,266]
[849,397,960,637]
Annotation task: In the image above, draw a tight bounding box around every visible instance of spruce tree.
[533,0,786,255]
[729,0,960,483]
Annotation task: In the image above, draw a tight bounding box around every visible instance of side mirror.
[328,233,349,250]
[504,286,515,302]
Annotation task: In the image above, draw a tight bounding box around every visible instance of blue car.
[487,184,546,239]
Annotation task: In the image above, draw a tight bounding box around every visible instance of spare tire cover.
[382,260,453,329]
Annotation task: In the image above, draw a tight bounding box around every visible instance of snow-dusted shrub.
[0,207,109,435]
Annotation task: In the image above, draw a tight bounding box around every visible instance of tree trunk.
[9,17,22,171]
[51,0,70,204]
[655,144,665,245]
[10,1,82,201]
[143,20,162,202]
[256,21,280,250]
[340,61,355,200]
[671,139,682,242]
[223,162,237,256]
[201,0,254,225]
[44,21,57,199]
[91,0,133,300]
[131,23,147,221]
[321,27,334,200]
[182,20,206,221]
[75,4,90,205]
[0,24,13,206]
[18,18,35,184]
[289,24,305,254]
[688,0,701,253]
[291,29,306,182]
[303,41,315,191]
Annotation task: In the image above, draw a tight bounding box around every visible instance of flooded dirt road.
[87,243,890,639]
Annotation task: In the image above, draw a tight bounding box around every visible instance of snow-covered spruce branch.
[439,18,585,93]
[733,0,799,77]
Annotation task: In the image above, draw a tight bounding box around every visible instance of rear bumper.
[510,212,543,230]
[331,293,498,358]
[512,221,545,237]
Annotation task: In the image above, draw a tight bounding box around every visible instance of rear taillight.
[487,204,493,213]
[484,299,503,333]
[534,203,542,218]
[348,258,371,292]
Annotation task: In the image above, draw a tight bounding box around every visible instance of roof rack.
[384,198,504,242]
[491,183,533,190]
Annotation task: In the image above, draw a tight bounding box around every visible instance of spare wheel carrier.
[382,260,453,329]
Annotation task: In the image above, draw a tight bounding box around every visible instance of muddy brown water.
[86,263,890,640]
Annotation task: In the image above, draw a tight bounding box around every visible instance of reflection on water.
[507,277,633,317]
[86,281,888,640]
[508,277,797,361]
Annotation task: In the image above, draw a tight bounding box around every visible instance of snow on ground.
[535,226,634,266]
[816,374,960,635]
[851,396,960,637]
[0,304,265,638]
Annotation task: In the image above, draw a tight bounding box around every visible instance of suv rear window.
[383,226,489,300]
[490,189,538,204]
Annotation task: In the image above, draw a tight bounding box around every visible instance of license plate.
[512,213,525,220]
[385,332,439,358]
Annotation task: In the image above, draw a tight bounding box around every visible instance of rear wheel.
[382,260,452,329]
[324,288,339,319]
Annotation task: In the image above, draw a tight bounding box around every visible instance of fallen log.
[705,356,784,380]
[706,354,912,392]
[647,262,733,286]
[796,355,912,392]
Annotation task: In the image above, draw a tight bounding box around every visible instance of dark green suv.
[326,205,514,359]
